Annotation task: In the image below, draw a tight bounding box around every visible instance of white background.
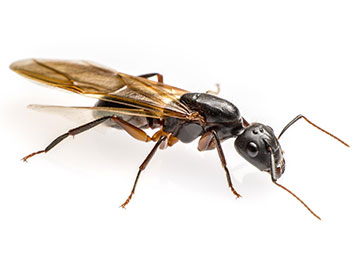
[1,1,354,259]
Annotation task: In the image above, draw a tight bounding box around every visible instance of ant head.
[234,123,285,180]
[233,115,348,220]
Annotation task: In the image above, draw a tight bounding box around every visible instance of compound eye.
[246,142,259,157]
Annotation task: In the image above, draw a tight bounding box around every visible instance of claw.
[21,150,45,162]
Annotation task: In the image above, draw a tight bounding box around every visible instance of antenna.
[273,181,321,220]
[278,114,349,147]
[269,148,321,220]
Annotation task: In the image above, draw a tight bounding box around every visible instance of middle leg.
[120,135,167,208]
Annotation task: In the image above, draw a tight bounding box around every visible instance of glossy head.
[234,123,285,180]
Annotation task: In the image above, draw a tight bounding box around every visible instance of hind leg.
[22,116,154,161]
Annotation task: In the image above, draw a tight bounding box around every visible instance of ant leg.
[22,116,112,162]
[111,117,152,142]
[206,83,220,96]
[22,116,154,162]
[138,73,164,83]
[197,131,216,151]
[121,135,167,208]
[208,130,242,198]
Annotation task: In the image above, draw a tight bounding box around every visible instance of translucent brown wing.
[28,104,162,120]
[10,58,197,120]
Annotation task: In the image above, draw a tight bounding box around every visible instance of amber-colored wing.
[10,58,198,120]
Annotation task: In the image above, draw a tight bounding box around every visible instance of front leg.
[198,131,242,198]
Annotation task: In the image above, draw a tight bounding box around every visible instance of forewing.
[10,59,196,120]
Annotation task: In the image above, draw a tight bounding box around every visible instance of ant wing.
[11,59,199,121]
